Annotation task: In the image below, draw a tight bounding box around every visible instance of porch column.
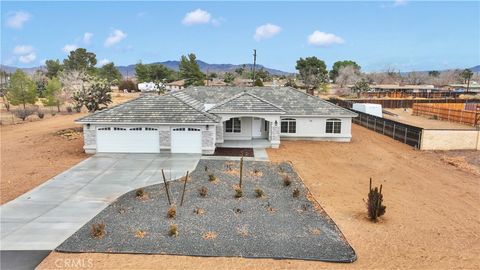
[215,122,224,143]
[269,119,280,148]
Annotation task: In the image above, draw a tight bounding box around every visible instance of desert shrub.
[37,110,45,119]
[51,110,57,116]
[66,106,73,113]
[254,188,264,198]
[208,174,216,182]
[13,108,36,121]
[91,223,106,238]
[365,178,386,222]
[135,230,147,238]
[199,186,208,197]
[167,206,176,219]
[292,188,300,198]
[135,188,145,198]
[169,224,178,236]
[118,79,137,92]
[194,207,205,215]
[234,188,243,198]
[283,175,291,186]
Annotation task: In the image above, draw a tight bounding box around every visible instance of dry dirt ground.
[0,113,88,204]
[0,92,139,204]
[383,108,476,129]
[37,125,480,270]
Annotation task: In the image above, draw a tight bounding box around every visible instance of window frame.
[225,118,241,133]
[280,118,296,134]
[326,119,342,134]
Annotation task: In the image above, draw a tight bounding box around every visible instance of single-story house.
[76,86,357,154]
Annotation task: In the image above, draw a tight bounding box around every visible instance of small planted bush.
[167,206,176,219]
[135,188,145,198]
[283,175,291,186]
[234,188,243,198]
[169,224,178,237]
[37,111,45,119]
[208,174,216,182]
[66,106,73,113]
[292,188,300,198]
[199,186,208,197]
[365,178,386,222]
[254,188,264,198]
[194,207,205,215]
[91,223,106,238]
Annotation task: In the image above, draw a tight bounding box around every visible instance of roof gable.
[208,91,285,114]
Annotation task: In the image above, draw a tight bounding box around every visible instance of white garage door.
[171,127,202,153]
[96,127,160,153]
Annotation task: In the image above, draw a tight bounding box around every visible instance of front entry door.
[252,118,262,138]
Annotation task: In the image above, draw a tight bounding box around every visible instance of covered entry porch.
[215,115,281,148]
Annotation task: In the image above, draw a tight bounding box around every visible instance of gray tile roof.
[77,86,356,124]
[208,92,285,114]
[76,94,219,124]
[183,86,357,117]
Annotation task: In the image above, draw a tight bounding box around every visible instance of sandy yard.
[0,92,139,204]
[383,108,476,129]
[0,113,88,204]
[37,125,479,270]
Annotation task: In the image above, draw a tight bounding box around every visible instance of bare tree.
[58,70,88,104]
[335,66,362,87]
[402,72,429,85]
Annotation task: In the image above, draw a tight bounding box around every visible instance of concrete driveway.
[0,153,200,251]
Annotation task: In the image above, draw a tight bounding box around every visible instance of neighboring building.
[165,80,185,91]
[76,86,357,154]
[440,83,480,93]
[367,84,436,92]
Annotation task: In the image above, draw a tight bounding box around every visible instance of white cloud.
[62,44,78,53]
[13,45,34,55]
[394,0,408,7]
[98,58,111,66]
[19,52,36,63]
[182,9,211,25]
[104,29,127,47]
[307,31,345,47]
[12,45,36,63]
[83,32,93,45]
[6,11,31,29]
[254,23,282,41]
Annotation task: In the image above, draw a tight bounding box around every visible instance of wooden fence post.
[239,156,244,188]
[180,171,189,207]
[161,169,172,205]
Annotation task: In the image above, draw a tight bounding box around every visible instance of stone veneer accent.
[215,124,224,143]
[83,124,96,154]
[270,125,280,148]
[202,130,215,154]
[159,130,171,149]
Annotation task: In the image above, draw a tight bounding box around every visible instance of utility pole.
[252,49,257,84]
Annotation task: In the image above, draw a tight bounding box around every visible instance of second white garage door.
[171,127,202,153]
[97,127,160,153]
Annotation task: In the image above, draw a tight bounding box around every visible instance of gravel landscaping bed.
[57,160,356,262]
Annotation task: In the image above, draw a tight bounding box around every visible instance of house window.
[145,127,158,131]
[281,118,296,133]
[326,119,342,134]
[98,127,111,131]
[129,127,142,131]
[113,127,126,131]
[225,118,241,133]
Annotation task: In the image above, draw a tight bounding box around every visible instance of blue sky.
[1,1,479,72]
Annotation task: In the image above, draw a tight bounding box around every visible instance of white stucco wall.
[279,117,353,142]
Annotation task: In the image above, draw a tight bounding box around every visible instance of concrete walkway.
[0,153,200,251]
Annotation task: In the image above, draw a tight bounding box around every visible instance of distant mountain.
[1,60,291,77]
[116,60,291,77]
[468,65,480,72]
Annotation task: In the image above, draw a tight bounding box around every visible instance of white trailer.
[352,103,383,118]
